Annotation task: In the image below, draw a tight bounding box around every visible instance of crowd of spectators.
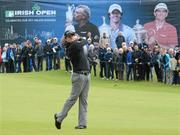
[97,35,180,85]
[0,37,61,73]
[0,34,179,85]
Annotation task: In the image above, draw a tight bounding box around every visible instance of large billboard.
[0,0,180,48]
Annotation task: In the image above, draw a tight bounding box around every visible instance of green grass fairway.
[0,71,180,135]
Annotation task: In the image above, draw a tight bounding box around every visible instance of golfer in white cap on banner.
[144,3,178,49]
[102,3,136,49]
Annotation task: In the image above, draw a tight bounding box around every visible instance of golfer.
[54,30,90,129]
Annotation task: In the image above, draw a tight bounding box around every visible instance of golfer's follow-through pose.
[54,30,90,129]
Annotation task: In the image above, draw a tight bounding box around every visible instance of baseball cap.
[53,37,58,41]
[129,41,134,44]
[107,47,111,51]
[4,43,8,47]
[143,44,148,49]
[154,3,168,12]
[108,4,122,13]
[46,39,51,43]
[64,30,75,37]
[89,44,94,49]
[33,36,39,40]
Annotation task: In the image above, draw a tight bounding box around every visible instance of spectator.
[27,41,37,72]
[35,39,44,71]
[142,46,151,81]
[52,37,61,70]
[14,44,22,73]
[126,47,133,81]
[1,46,8,73]
[21,41,29,72]
[168,48,176,84]
[98,44,107,79]
[173,48,180,84]
[88,44,98,77]
[44,39,53,71]
[105,47,114,80]
[0,47,2,72]
[132,44,142,81]
[64,47,72,72]
[6,44,15,73]
[115,32,125,49]
[113,48,119,80]
[152,46,163,82]
[116,48,125,80]
[161,48,171,84]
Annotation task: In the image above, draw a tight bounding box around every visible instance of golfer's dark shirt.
[66,39,90,72]
[75,21,100,43]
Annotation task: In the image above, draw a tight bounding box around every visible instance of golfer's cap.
[54,37,58,41]
[89,44,94,48]
[154,3,168,12]
[143,45,148,48]
[4,43,8,47]
[107,47,111,51]
[64,30,75,37]
[108,4,122,13]
[129,41,134,44]
[47,39,51,43]
[33,36,38,40]
[154,45,159,48]
[87,38,92,42]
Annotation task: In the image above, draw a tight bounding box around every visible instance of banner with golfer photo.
[0,0,179,46]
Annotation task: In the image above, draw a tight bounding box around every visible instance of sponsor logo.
[5,11,14,17]
[5,4,56,18]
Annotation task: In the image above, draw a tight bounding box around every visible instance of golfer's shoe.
[54,114,61,129]
[75,125,87,129]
